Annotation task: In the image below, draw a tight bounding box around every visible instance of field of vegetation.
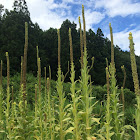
[0,2,140,140]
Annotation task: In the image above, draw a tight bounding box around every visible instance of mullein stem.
[79,16,83,68]
[44,67,47,105]
[128,32,140,140]
[69,28,79,140]
[105,67,111,140]
[82,5,86,53]
[35,84,37,126]
[109,23,114,66]
[47,77,53,139]
[23,22,28,103]
[49,66,51,81]
[81,5,91,138]
[6,52,11,139]
[121,65,126,113]
[20,56,23,87]
[57,29,61,68]
[128,32,139,95]
[38,58,43,140]
[57,28,65,140]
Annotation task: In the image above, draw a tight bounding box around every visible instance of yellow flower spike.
[128,32,133,40]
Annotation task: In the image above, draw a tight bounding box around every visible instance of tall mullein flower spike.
[109,23,114,65]
[121,65,126,113]
[79,16,83,67]
[106,67,110,97]
[49,66,51,81]
[6,52,10,88]
[47,77,51,117]
[36,46,39,67]
[69,28,73,64]
[23,22,28,102]
[121,65,126,89]
[38,58,41,104]
[129,32,139,95]
[57,29,61,68]
[129,32,140,140]
[82,5,87,52]
[44,67,47,103]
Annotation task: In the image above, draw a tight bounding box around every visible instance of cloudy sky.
[1,0,140,55]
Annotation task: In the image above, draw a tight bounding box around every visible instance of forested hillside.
[0,1,140,90]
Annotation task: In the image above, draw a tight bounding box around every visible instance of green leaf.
[65,127,74,134]
[124,125,136,132]
[33,136,40,140]
[91,117,100,124]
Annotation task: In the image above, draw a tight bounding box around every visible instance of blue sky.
[1,0,140,55]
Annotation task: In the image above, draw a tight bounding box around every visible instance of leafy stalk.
[79,16,83,68]
[6,52,11,139]
[128,32,140,140]
[80,5,99,139]
[23,22,28,103]
[105,67,113,140]
[69,28,80,139]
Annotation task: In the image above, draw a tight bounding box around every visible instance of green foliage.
[0,0,140,91]
[0,2,139,140]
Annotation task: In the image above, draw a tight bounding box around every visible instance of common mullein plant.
[23,22,28,104]
[109,23,124,140]
[128,32,140,140]
[104,23,131,140]
[37,57,44,140]
[79,5,99,140]
[68,28,81,139]
[13,22,33,140]
[56,29,71,140]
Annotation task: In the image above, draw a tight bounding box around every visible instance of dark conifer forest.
[0,1,139,91]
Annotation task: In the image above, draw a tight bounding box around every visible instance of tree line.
[0,0,140,91]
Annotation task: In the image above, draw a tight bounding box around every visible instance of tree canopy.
[0,0,139,91]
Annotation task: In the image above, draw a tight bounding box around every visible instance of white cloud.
[0,0,105,30]
[0,0,13,10]
[26,0,72,30]
[107,29,140,56]
[94,0,140,17]
[78,9,105,30]
[0,0,74,30]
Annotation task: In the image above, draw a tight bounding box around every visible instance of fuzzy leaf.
[124,125,136,132]
[65,127,74,134]
[62,117,71,122]
[33,136,40,140]
[91,117,100,124]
